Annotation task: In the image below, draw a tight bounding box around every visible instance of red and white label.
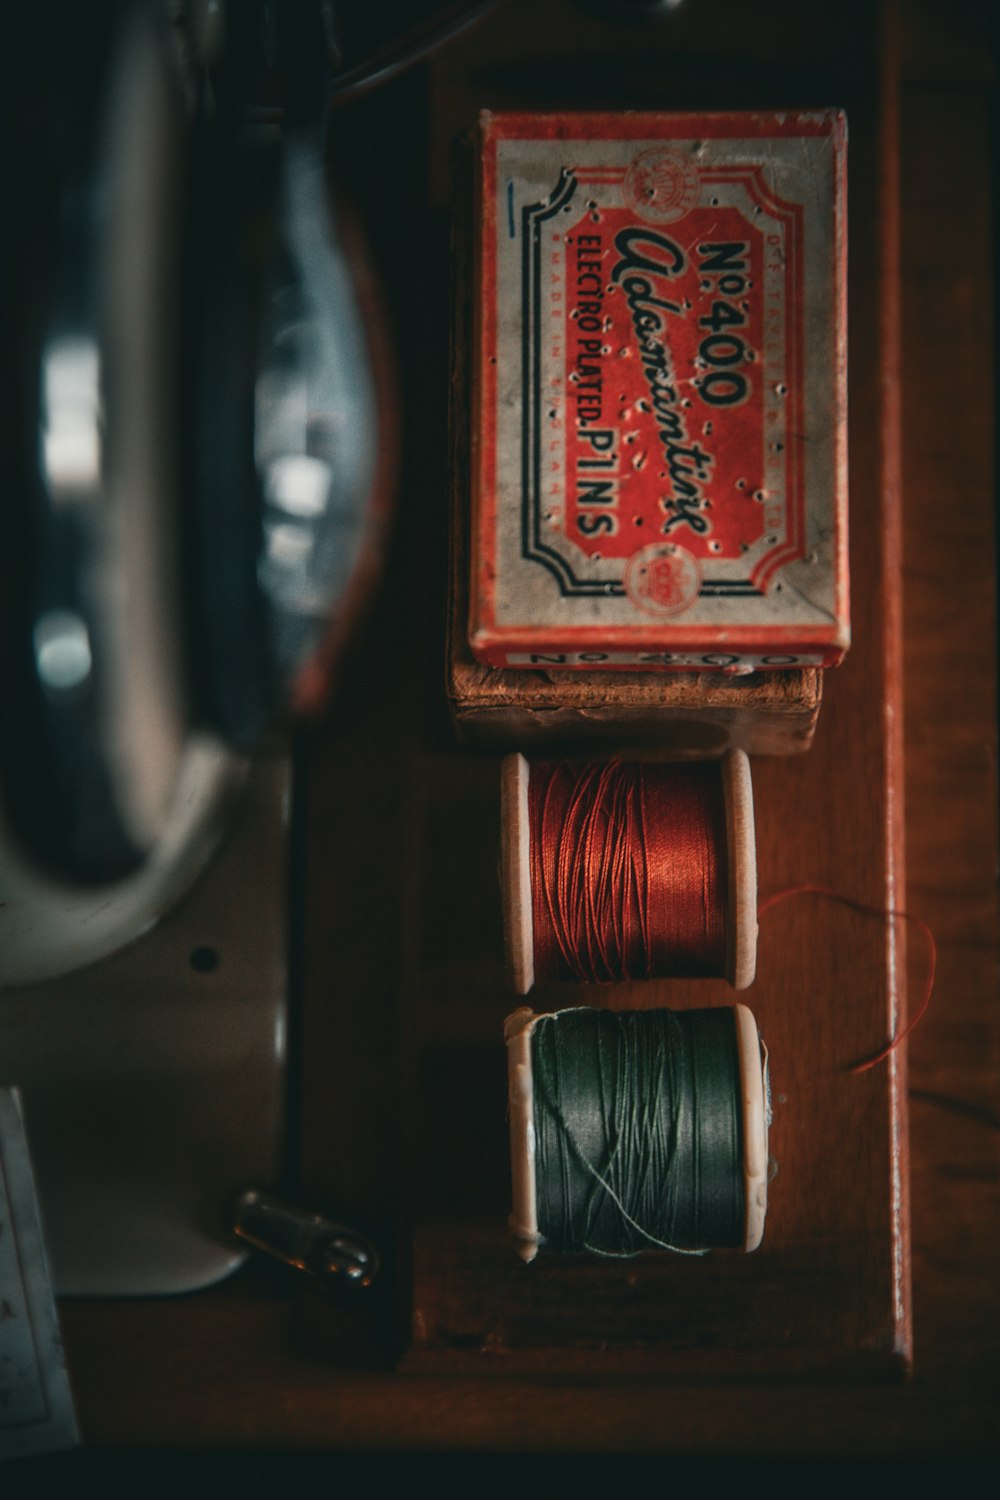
[470,111,848,671]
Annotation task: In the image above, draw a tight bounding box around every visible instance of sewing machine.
[0,0,485,1297]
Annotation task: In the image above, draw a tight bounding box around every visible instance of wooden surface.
[50,0,998,1461]
[402,0,909,1376]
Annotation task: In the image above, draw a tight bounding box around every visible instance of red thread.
[758,884,936,1072]
[528,761,729,983]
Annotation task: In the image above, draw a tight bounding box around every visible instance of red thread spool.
[501,751,757,993]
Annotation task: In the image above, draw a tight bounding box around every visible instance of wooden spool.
[504,1003,770,1263]
[500,748,758,994]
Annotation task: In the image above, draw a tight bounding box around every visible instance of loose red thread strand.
[529,761,729,983]
[758,884,937,1073]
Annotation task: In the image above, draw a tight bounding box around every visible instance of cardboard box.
[468,109,848,672]
[447,592,822,756]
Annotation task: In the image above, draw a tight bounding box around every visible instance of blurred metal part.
[326,1,499,103]
[0,735,247,988]
[179,2,393,741]
[0,7,287,1299]
[40,337,102,496]
[10,0,192,884]
[0,755,289,1296]
[255,134,379,694]
[188,0,227,61]
[234,1188,379,1288]
[571,0,685,19]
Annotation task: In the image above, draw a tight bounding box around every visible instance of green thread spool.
[505,1005,769,1261]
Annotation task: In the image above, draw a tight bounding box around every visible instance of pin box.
[463,109,848,677]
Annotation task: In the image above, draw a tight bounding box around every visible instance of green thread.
[531,1008,745,1255]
